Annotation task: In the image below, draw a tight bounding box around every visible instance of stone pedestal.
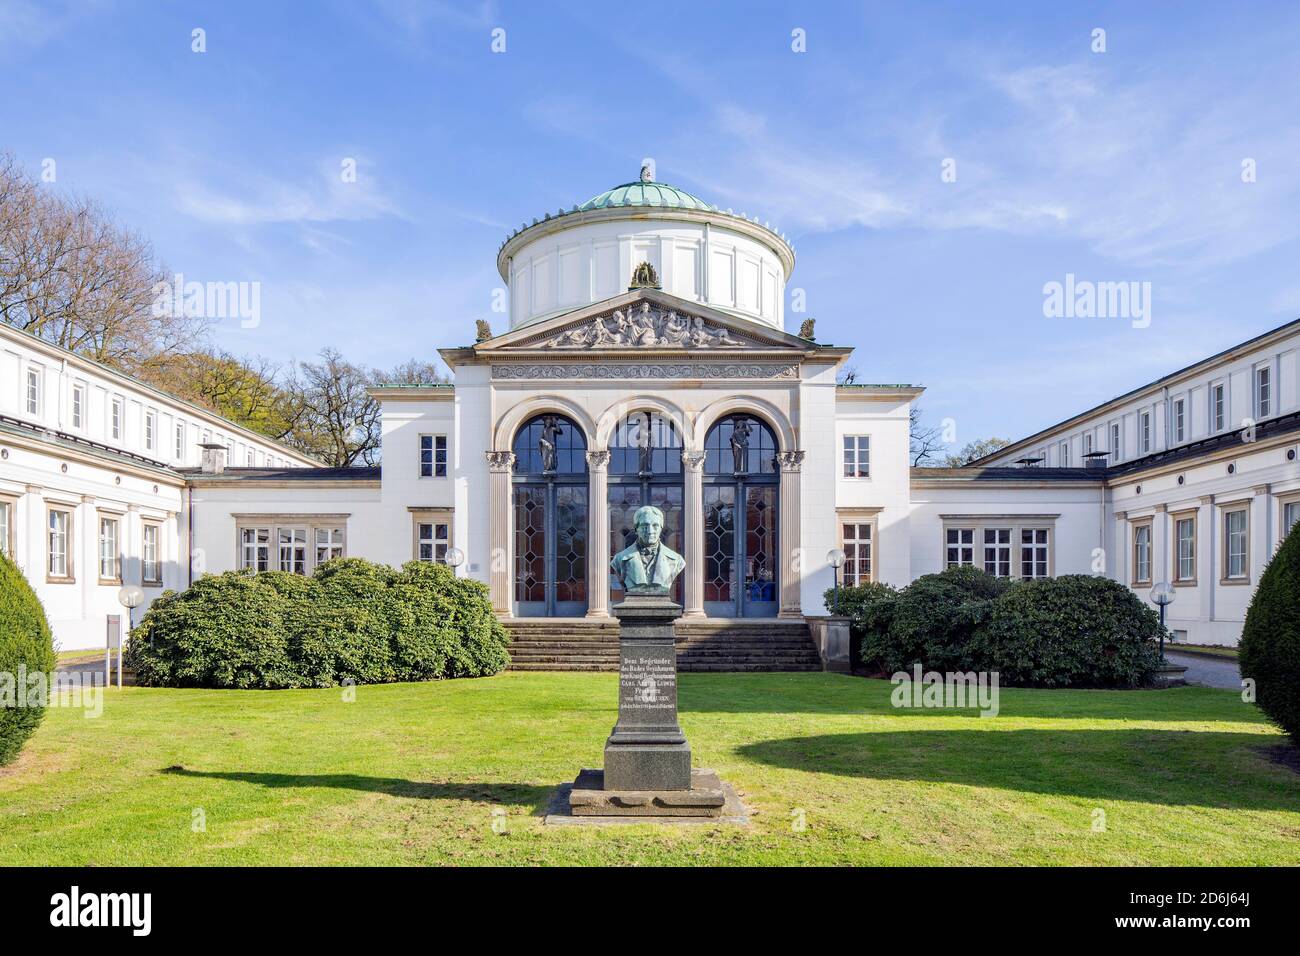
[565,592,724,818]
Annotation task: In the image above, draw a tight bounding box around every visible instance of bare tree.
[375,358,450,386]
[0,152,208,375]
[283,349,382,467]
[943,437,1012,467]
[909,406,946,466]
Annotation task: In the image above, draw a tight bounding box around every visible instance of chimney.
[199,443,228,475]
[1083,451,1110,470]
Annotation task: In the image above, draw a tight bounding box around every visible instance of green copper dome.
[576,180,717,213]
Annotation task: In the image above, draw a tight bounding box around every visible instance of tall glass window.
[1225,509,1248,579]
[608,412,683,605]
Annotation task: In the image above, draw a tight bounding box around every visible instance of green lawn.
[2,672,1297,865]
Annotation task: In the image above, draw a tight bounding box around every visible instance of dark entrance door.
[512,414,588,617]
[702,415,779,618]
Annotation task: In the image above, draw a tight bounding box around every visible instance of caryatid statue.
[729,418,752,474]
[539,415,562,472]
[610,505,686,595]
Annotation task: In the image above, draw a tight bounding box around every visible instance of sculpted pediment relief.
[523,301,781,351]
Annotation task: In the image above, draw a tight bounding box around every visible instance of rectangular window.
[246,448,254,467]
[1058,441,1070,467]
[111,397,123,440]
[48,508,71,580]
[1020,529,1049,579]
[1224,508,1248,580]
[1132,523,1152,585]
[1139,411,1151,454]
[1256,365,1272,418]
[1110,422,1121,461]
[945,528,975,568]
[142,522,161,584]
[419,435,448,478]
[0,500,11,558]
[25,367,40,416]
[175,422,185,460]
[1083,432,1093,456]
[842,435,871,478]
[1172,398,1185,444]
[145,410,157,451]
[72,384,84,429]
[1284,501,1300,542]
[842,522,873,585]
[1211,383,1225,432]
[314,528,344,565]
[240,528,271,571]
[98,516,120,581]
[417,522,450,562]
[277,528,308,574]
[1174,515,1196,583]
[983,528,1011,577]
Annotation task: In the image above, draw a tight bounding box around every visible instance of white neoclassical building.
[3,168,1299,656]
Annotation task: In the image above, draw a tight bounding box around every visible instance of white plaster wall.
[0,438,184,650]
[506,218,787,331]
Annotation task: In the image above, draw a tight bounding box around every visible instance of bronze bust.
[610,505,685,594]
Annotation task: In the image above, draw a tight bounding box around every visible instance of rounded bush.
[1240,523,1300,742]
[972,575,1164,688]
[128,558,510,689]
[127,571,302,688]
[870,566,1012,674]
[0,555,57,765]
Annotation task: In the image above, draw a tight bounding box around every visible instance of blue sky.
[4,0,1300,447]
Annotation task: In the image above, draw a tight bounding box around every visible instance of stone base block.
[602,741,691,791]
[568,768,725,817]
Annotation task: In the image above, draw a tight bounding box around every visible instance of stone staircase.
[504,617,821,672]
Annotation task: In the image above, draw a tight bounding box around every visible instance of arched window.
[512,414,588,475]
[701,413,779,618]
[704,414,778,476]
[607,412,684,604]
[511,414,589,616]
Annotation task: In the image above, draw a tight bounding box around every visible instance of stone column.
[485,451,515,617]
[1113,511,1128,585]
[1198,495,1215,622]
[680,451,706,618]
[777,451,805,619]
[586,450,611,618]
[1152,504,1169,586]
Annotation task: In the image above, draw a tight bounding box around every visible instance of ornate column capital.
[776,450,806,472]
[681,450,707,472]
[485,450,515,473]
[586,450,610,471]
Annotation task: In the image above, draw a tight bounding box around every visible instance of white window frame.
[1058,440,1070,467]
[47,506,73,582]
[1139,410,1151,455]
[0,495,15,559]
[25,366,41,417]
[277,527,308,574]
[1109,421,1121,462]
[983,527,1012,577]
[1019,528,1051,579]
[419,435,448,479]
[1282,495,1300,548]
[1082,431,1093,456]
[71,382,85,429]
[1172,397,1185,444]
[1131,520,1153,586]
[175,421,186,460]
[98,514,121,583]
[141,520,162,585]
[111,396,124,441]
[1255,364,1272,419]
[945,527,975,568]
[1211,382,1226,432]
[239,527,271,571]
[412,509,454,562]
[314,527,345,565]
[839,517,875,585]
[842,435,871,479]
[1173,512,1196,584]
[145,409,157,452]
[1222,505,1250,583]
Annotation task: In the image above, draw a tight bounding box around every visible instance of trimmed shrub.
[972,575,1164,688]
[1240,523,1300,742]
[871,566,1013,674]
[0,555,57,765]
[128,558,510,689]
[127,571,303,688]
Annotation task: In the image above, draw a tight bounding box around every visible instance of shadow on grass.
[678,674,1257,722]
[737,729,1300,811]
[160,766,552,809]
